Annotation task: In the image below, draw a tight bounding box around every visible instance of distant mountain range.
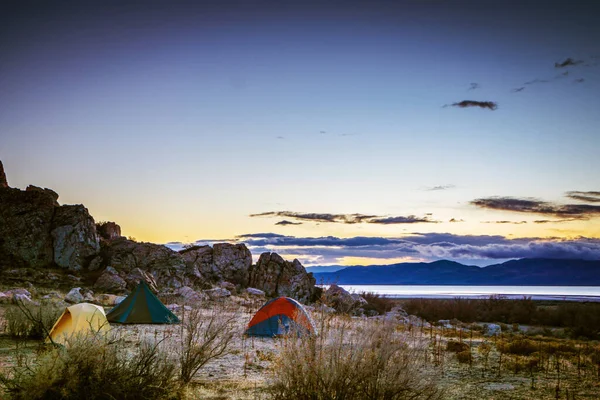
[311,258,600,286]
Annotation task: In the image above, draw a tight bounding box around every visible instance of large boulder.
[65,287,84,303]
[51,205,100,271]
[177,286,207,304]
[324,284,357,312]
[94,267,127,292]
[248,252,318,304]
[100,238,188,290]
[179,243,252,286]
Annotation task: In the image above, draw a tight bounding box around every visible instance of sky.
[1,1,600,266]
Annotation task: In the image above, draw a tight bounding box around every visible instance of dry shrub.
[456,350,472,364]
[270,319,443,400]
[178,304,239,384]
[498,338,538,356]
[0,333,179,400]
[446,340,469,353]
[359,291,395,315]
[4,301,62,340]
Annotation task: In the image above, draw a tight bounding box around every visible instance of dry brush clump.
[0,332,179,400]
[269,318,443,400]
[3,301,62,340]
[177,302,240,384]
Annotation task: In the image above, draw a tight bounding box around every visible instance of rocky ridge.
[0,160,318,302]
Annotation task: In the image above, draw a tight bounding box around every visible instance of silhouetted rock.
[96,221,122,240]
[0,160,8,188]
[0,185,58,269]
[248,252,317,303]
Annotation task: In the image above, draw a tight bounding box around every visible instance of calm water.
[336,285,600,301]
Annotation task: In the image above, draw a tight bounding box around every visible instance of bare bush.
[270,318,443,400]
[0,333,178,400]
[178,304,239,384]
[3,301,62,340]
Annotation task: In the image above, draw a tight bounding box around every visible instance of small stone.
[65,287,84,303]
[246,287,265,297]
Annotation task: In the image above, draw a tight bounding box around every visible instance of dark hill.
[313,258,600,286]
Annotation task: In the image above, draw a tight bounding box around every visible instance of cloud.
[276,136,285,139]
[524,79,549,85]
[566,191,600,203]
[250,211,437,224]
[511,87,525,93]
[574,78,585,83]
[555,58,584,68]
[235,232,600,266]
[449,218,464,223]
[250,211,377,224]
[368,215,439,224]
[467,83,480,91]
[482,220,527,224]
[450,100,498,110]
[533,219,578,224]
[470,196,600,219]
[275,220,302,226]
[425,184,455,191]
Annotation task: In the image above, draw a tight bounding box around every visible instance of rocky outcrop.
[0,163,101,271]
[179,243,252,286]
[248,252,318,303]
[0,160,8,188]
[99,238,190,289]
[0,185,58,269]
[96,222,122,240]
[51,205,100,271]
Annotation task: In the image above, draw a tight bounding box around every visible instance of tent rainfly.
[245,297,317,337]
[47,303,109,345]
[106,281,179,324]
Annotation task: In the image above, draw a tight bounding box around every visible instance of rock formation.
[51,205,100,271]
[0,160,8,188]
[96,222,122,240]
[179,243,252,286]
[248,252,319,303]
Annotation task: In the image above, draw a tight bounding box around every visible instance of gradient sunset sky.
[2,1,599,266]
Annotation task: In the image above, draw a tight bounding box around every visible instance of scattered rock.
[313,303,336,314]
[94,268,127,292]
[219,281,236,291]
[484,323,502,336]
[96,294,126,306]
[177,286,207,304]
[438,319,453,329]
[5,288,32,298]
[0,292,9,304]
[41,291,62,300]
[125,267,159,292]
[203,287,231,299]
[323,284,359,312]
[485,383,514,391]
[351,293,368,306]
[246,287,265,297]
[65,287,84,303]
[13,293,34,304]
[166,304,192,312]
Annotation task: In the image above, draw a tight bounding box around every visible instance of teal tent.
[106,281,179,324]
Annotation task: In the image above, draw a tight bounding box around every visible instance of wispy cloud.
[511,87,525,93]
[574,78,585,83]
[471,196,600,219]
[449,218,465,223]
[425,184,456,191]
[555,58,584,68]
[467,83,480,91]
[449,100,498,110]
[566,191,600,203]
[482,220,527,224]
[275,220,302,226]
[250,211,437,224]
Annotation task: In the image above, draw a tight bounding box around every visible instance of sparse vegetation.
[0,333,179,400]
[269,319,443,400]
[3,301,62,340]
[359,291,395,315]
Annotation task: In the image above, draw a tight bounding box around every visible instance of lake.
[334,285,600,301]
